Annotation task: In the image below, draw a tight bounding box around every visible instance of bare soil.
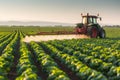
[23,34,89,42]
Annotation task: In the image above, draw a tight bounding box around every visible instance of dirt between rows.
[23,34,89,42]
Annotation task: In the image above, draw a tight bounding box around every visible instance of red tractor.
[75,13,106,38]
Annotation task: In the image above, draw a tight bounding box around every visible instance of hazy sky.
[0,0,120,25]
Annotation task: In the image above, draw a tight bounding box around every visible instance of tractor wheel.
[87,27,98,38]
[99,29,106,38]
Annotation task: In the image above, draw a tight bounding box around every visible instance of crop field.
[0,26,120,38]
[0,26,74,35]
[0,27,120,80]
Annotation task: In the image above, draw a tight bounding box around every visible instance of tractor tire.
[87,27,98,38]
[99,29,106,38]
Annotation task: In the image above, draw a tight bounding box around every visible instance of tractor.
[75,13,106,38]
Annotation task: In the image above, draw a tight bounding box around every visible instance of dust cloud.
[23,34,89,42]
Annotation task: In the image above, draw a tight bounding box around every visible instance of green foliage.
[104,27,120,38]
[0,26,74,35]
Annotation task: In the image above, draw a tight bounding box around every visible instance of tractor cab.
[76,13,105,38]
[82,15,98,25]
[82,13,102,25]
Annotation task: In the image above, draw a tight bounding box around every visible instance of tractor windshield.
[82,16,98,24]
[88,17,97,24]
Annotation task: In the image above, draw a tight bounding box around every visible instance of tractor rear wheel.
[99,29,106,38]
[87,27,98,38]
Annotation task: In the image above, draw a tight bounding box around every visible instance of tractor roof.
[81,13,99,18]
[82,15,98,18]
